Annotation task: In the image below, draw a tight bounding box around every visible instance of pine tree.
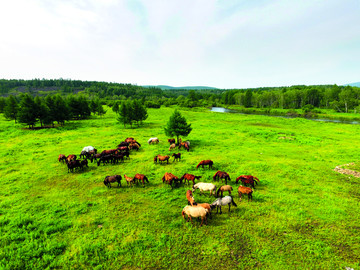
[34,96,50,127]
[164,110,192,144]
[17,94,37,128]
[132,100,148,126]
[4,95,19,123]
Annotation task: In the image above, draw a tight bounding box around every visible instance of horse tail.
[231,197,238,207]
[254,176,260,183]
[196,163,200,169]
[144,176,149,183]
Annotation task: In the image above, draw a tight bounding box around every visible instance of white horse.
[182,205,208,226]
[148,137,159,144]
[192,182,216,197]
[82,146,95,152]
[210,196,237,214]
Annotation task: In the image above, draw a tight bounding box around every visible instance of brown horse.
[124,174,135,187]
[172,153,181,161]
[186,190,197,206]
[155,155,170,164]
[129,143,140,151]
[66,154,77,163]
[162,172,180,188]
[148,137,159,144]
[196,160,213,169]
[217,185,233,197]
[58,154,66,163]
[104,175,122,188]
[169,143,176,151]
[197,203,212,218]
[133,174,149,187]
[178,141,190,152]
[101,149,118,156]
[213,171,231,184]
[235,175,259,189]
[168,138,175,145]
[238,185,253,201]
[180,173,202,185]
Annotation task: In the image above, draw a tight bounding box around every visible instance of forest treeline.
[1,79,360,116]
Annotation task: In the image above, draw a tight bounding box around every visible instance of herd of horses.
[58,136,261,227]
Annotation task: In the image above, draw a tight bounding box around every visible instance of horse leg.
[228,204,231,212]
[239,192,242,201]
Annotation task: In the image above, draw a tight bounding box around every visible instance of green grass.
[1,107,360,269]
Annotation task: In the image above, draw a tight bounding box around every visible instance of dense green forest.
[1,79,360,118]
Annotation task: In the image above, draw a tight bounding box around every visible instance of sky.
[0,0,359,89]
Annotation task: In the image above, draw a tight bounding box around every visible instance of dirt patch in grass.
[334,163,360,178]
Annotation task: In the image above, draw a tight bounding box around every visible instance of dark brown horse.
[133,174,149,187]
[235,175,259,189]
[168,138,175,145]
[104,175,122,188]
[213,171,231,184]
[101,149,118,156]
[155,155,170,164]
[172,153,181,161]
[180,173,202,185]
[58,154,66,163]
[196,160,213,169]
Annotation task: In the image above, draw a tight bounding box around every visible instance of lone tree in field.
[164,110,192,144]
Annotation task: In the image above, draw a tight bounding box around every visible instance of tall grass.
[0,107,359,269]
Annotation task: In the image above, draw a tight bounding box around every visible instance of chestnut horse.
[238,185,253,201]
[196,160,213,169]
[178,141,190,152]
[172,153,181,161]
[169,143,176,151]
[186,190,197,206]
[217,185,233,197]
[124,174,135,187]
[213,171,231,184]
[180,173,202,185]
[104,175,122,188]
[162,172,180,188]
[154,155,170,164]
[58,154,66,163]
[133,174,149,187]
[235,175,259,189]
[101,149,118,156]
[182,205,208,226]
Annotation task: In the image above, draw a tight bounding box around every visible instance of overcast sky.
[0,0,359,89]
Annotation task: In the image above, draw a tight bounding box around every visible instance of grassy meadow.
[0,106,359,269]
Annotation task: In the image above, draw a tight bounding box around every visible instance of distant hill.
[344,82,360,87]
[143,85,219,90]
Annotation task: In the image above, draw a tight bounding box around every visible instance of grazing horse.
[129,142,140,151]
[180,173,202,185]
[186,190,197,206]
[179,141,190,152]
[66,160,82,173]
[89,153,102,163]
[133,174,149,187]
[79,151,90,159]
[58,154,66,163]
[236,175,259,189]
[192,182,217,197]
[80,159,88,169]
[66,155,77,163]
[168,138,175,145]
[196,160,213,169]
[162,172,180,188]
[213,171,231,184]
[238,185,253,202]
[82,146,97,153]
[172,153,181,162]
[197,203,212,218]
[210,196,237,214]
[169,143,176,151]
[182,205,208,226]
[125,138,141,147]
[117,146,129,152]
[148,137,159,144]
[117,141,129,147]
[104,175,122,188]
[97,155,113,166]
[155,155,170,164]
[217,185,233,197]
[101,149,118,156]
[124,174,135,187]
